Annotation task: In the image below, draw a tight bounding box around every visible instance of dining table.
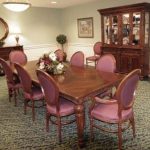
[19,60,125,148]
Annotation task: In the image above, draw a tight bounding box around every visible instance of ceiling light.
[3,0,31,12]
[51,1,57,4]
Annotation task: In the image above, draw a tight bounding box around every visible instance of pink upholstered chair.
[89,69,141,150]
[96,54,116,98]
[9,50,27,66]
[14,63,44,121]
[96,54,116,73]
[70,51,84,68]
[0,58,21,106]
[36,69,76,142]
[86,42,102,67]
[54,49,66,62]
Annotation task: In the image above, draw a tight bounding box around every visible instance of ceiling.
[0,0,99,8]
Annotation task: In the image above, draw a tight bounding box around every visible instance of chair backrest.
[9,50,27,66]
[14,63,32,94]
[70,51,84,67]
[96,54,116,73]
[93,42,102,55]
[36,69,59,107]
[116,69,141,116]
[54,49,64,62]
[0,58,14,84]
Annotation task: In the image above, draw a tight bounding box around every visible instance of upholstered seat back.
[94,42,102,55]
[70,51,84,67]
[9,50,27,66]
[14,63,32,94]
[116,69,141,112]
[0,58,14,84]
[96,54,116,73]
[36,70,59,106]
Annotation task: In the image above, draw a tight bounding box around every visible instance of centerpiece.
[37,52,65,75]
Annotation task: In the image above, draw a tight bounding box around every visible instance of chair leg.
[57,117,62,143]
[46,112,50,132]
[14,90,17,107]
[118,122,122,150]
[8,88,12,102]
[86,59,88,66]
[24,99,27,115]
[32,100,35,121]
[90,116,94,142]
[130,115,136,138]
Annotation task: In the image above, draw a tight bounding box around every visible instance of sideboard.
[0,45,23,60]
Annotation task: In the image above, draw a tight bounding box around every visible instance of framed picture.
[77,17,94,38]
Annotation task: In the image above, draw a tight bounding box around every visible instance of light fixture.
[3,0,31,12]
[51,1,57,4]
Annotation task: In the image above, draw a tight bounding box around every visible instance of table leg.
[75,104,85,148]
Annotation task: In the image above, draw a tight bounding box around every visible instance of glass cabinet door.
[145,12,149,46]
[122,13,130,45]
[111,15,119,45]
[132,12,141,45]
[104,16,111,44]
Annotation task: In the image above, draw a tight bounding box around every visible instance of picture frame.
[77,17,94,38]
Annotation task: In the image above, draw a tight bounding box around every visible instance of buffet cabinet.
[0,45,23,60]
[98,3,150,77]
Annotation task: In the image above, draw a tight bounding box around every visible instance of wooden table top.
[22,60,125,104]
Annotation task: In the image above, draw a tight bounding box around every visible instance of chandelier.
[3,0,31,12]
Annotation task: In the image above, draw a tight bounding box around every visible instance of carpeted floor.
[0,76,150,150]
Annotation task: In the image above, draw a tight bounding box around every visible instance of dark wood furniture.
[98,3,150,77]
[20,60,124,148]
[0,45,23,60]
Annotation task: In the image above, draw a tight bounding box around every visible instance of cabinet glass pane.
[112,15,118,45]
[104,16,111,44]
[132,12,141,45]
[122,13,130,45]
[145,12,149,45]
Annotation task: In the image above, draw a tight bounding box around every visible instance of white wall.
[0,5,63,60]
[0,0,150,61]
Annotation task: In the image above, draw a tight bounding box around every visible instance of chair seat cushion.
[91,102,133,123]
[86,55,100,61]
[47,98,75,116]
[25,86,44,100]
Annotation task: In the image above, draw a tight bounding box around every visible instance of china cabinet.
[98,3,150,77]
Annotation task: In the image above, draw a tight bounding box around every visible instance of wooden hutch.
[98,3,150,77]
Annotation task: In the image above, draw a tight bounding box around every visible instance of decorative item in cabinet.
[98,3,150,77]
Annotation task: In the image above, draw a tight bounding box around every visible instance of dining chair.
[96,54,116,73]
[54,49,66,62]
[70,51,84,67]
[14,63,44,121]
[96,54,116,98]
[0,58,22,106]
[36,69,76,142]
[9,50,27,66]
[89,69,141,150]
[86,42,102,67]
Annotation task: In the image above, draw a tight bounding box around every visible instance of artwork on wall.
[77,17,94,38]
